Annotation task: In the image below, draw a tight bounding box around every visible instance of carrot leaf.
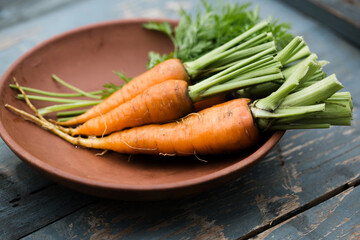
[146,51,174,69]
[113,71,132,83]
[144,0,293,69]
[142,22,175,43]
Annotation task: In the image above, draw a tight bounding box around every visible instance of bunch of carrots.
[6,3,353,156]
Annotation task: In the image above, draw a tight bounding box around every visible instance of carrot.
[6,69,352,156]
[67,82,227,136]
[68,80,193,136]
[56,21,278,126]
[58,58,189,126]
[6,99,259,155]
[59,34,300,136]
[63,63,284,136]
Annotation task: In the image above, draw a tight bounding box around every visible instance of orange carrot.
[57,21,277,126]
[59,58,189,126]
[64,77,264,136]
[69,80,193,136]
[6,99,259,156]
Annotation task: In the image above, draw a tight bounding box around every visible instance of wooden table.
[1,0,359,239]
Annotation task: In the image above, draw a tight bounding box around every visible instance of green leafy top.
[143,0,293,69]
[100,71,133,99]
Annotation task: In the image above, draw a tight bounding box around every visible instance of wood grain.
[0,144,95,240]
[19,124,360,239]
[281,0,360,47]
[251,186,360,239]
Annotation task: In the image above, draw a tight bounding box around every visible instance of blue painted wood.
[0,145,95,240]
[281,0,360,48]
[0,0,82,29]
[0,0,359,239]
[252,186,360,239]
[18,126,360,240]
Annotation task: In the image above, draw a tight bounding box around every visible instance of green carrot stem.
[294,118,352,126]
[254,60,283,71]
[291,72,328,91]
[199,72,284,98]
[184,20,269,77]
[38,101,100,116]
[328,91,353,109]
[270,124,330,130]
[210,41,276,68]
[248,33,273,48]
[57,116,76,122]
[311,101,352,118]
[308,70,326,80]
[190,53,275,92]
[236,60,325,99]
[209,33,271,65]
[283,44,311,65]
[225,67,281,83]
[9,84,103,97]
[282,53,318,79]
[279,74,343,107]
[274,36,303,64]
[57,109,88,117]
[188,48,276,101]
[254,60,320,111]
[205,57,280,76]
[295,69,326,85]
[251,104,325,118]
[306,74,326,83]
[328,91,352,100]
[236,81,281,99]
[318,60,329,67]
[235,48,318,101]
[17,94,101,104]
[52,74,101,99]
[270,98,352,126]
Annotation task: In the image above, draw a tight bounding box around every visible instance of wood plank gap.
[238,175,360,240]
[276,144,285,166]
[29,183,56,195]
[280,0,360,48]
[18,199,100,240]
[298,142,360,176]
[348,176,360,188]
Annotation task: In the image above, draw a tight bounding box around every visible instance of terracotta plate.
[0,19,284,201]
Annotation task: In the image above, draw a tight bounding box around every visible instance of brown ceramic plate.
[0,19,284,201]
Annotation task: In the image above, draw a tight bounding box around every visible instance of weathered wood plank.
[19,118,360,240]
[251,185,360,239]
[281,0,360,48]
[0,0,189,74]
[0,0,359,239]
[18,131,360,240]
[0,0,84,30]
[0,143,52,202]
[0,144,96,240]
[0,185,95,240]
